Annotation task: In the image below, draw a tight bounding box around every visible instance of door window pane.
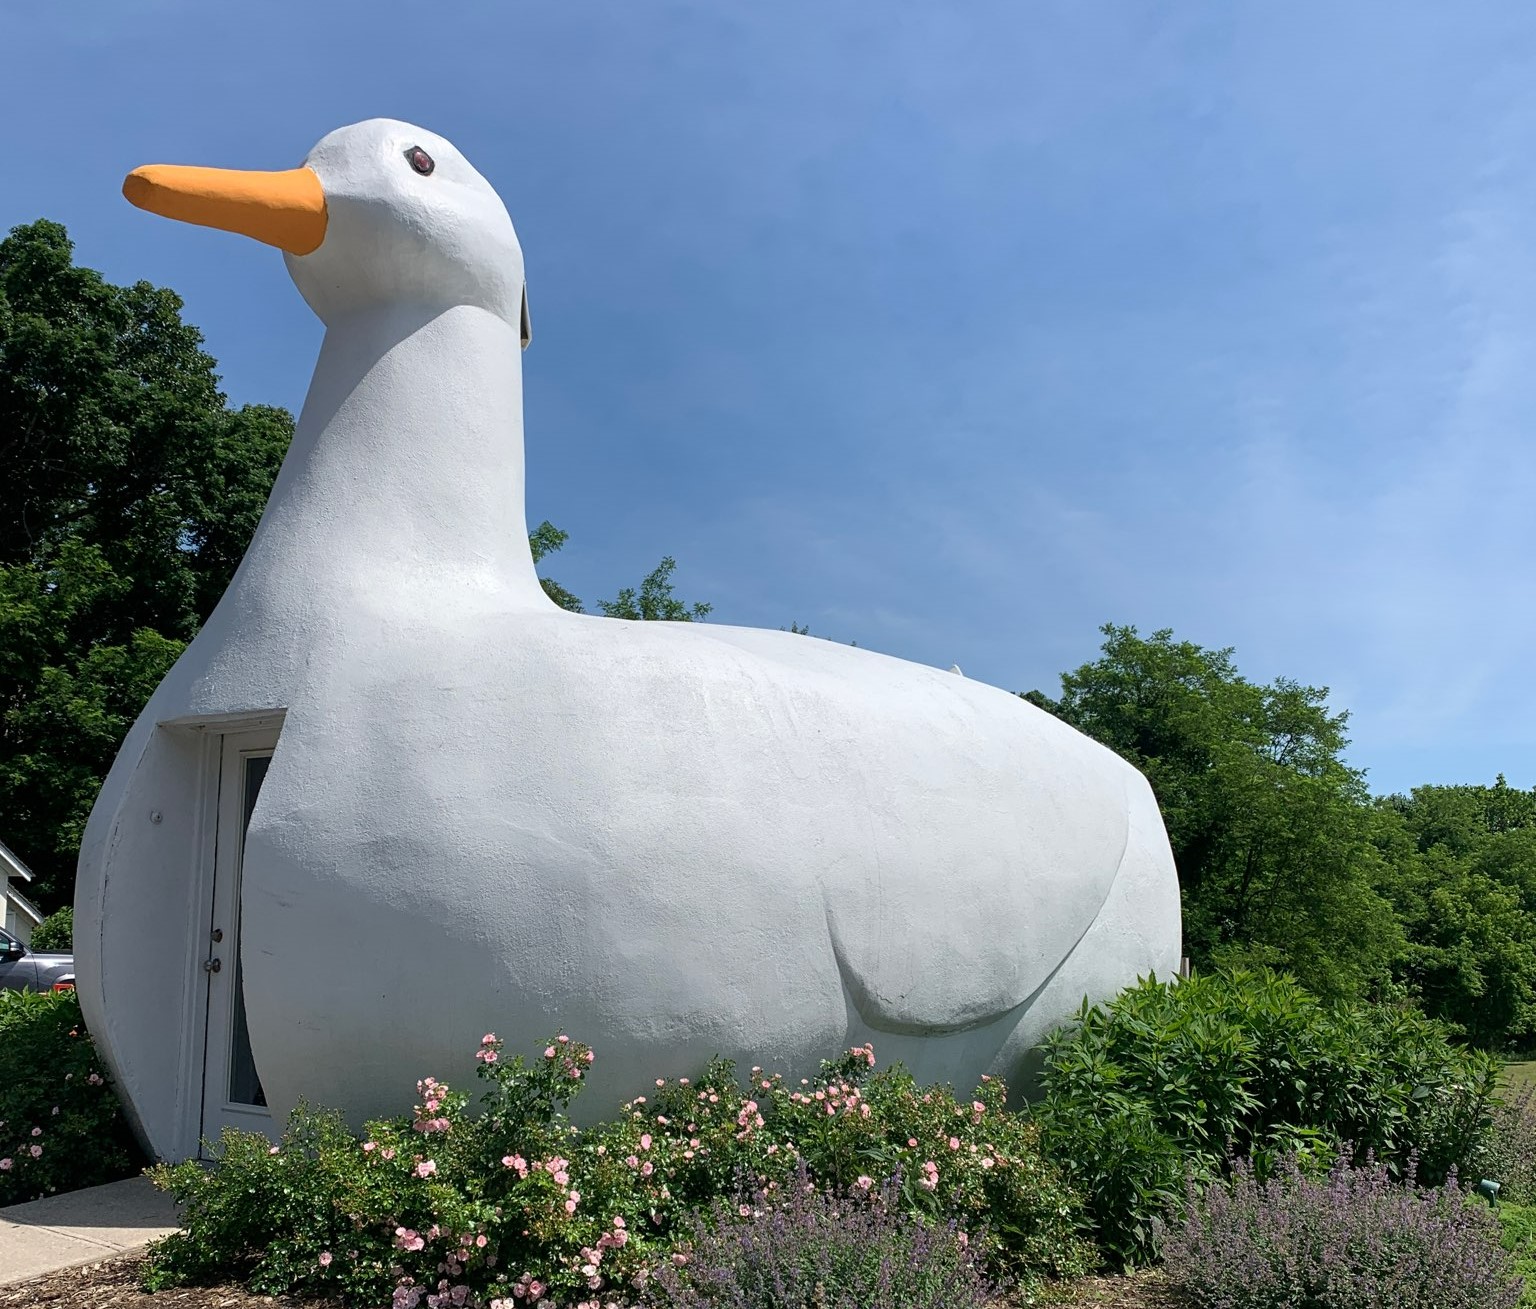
[227,754,270,1108]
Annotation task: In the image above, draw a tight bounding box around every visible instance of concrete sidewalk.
[0,1174,181,1285]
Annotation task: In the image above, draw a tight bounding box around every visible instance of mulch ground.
[1041,1268,1192,1307]
[0,1255,1191,1309]
[0,1257,343,1309]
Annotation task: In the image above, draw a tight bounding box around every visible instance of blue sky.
[8,2,1536,797]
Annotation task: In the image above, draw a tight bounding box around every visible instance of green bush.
[27,906,73,952]
[0,989,143,1204]
[145,1035,1092,1307]
[1031,966,1502,1268]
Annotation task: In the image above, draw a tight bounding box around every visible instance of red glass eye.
[405,147,435,176]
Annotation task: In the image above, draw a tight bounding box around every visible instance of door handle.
[203,957,222,973]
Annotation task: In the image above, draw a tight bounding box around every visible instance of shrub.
[0,989,143,1204]
[1162,1149,1523,1309]
[643,1161,997,1309]
[1031,966,1502,1268]
[146,1037,608,1308]
[27,906,73,952]
[145,1035,1092,1307]
[1025,1088,1192,1271]
[625,1045,1093,1291]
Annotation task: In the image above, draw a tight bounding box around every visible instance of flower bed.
[144,1036,1091,1308]
[136,967,1534,1309]
[1161,1149,1523,1309]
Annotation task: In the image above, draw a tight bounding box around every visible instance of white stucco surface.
[76,119,1182,1161]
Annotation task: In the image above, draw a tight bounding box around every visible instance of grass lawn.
[1504,1061,1536,1090]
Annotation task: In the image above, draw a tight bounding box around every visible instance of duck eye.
[405,146,435,176]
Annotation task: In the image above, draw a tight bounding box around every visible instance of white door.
[200,728,278,1151]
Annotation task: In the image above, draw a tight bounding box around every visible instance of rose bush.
[144,1033,1090,1307]
[0,988,142,1204]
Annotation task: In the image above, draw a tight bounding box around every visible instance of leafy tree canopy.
[1024,624,1403,1001]
[0,219,292,905]
[1372,777,1536,1048]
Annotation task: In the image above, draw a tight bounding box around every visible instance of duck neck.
[245,302,549,613]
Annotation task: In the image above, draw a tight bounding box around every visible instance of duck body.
[243,604,1177,1124]
[76,119,1180,1157]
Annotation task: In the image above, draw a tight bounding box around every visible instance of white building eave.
[4,881,44,926]
[0,836,36,884]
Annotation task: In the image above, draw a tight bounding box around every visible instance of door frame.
[162,710,285,1161]
[198,727,279,1151]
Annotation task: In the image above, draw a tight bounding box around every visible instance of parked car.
[0,926,74,992]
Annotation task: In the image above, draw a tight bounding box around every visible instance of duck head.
[123,118,531,345]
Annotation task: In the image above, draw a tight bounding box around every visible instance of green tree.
[0,220,292,906]
[1381,776,1536,857]
[27,905,72,951]
[1373,778,1536,1049]
[780,620,857,646]
[527,525,712,622]
[528,520,585,614]
[1024,624,1401,1000]
[595,556,711,623]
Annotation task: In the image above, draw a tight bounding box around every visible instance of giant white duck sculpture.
[76,120,1181,1161]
